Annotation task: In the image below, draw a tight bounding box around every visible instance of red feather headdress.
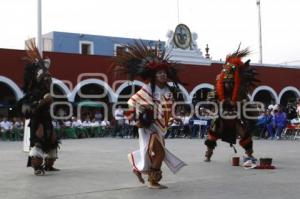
[216,46,250,103]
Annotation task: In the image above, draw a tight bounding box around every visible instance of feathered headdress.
[216,45,259,103]
[23,39,51,68]
[22,39,51,93]
[112,40,182,85]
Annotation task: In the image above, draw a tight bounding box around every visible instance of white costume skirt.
[129,127,186,174]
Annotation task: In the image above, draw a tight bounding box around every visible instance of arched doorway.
[192,88,212,103]
[253,90,276,106]
[73,83,111,121]
[51,84,72,120]
[189,83,214,114]
[190,83,214,103]
[279,90,299,106]
[173,83,190,102]
[278,87,300,106]
[116,85,142,107]
[115,80,145,107]
[0,82,18,118]
[251,86,279,105]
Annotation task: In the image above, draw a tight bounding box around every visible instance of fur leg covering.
[204,139,216,162]
[239,137,253,156]
[31,157,45,176]
[44,149,59,171]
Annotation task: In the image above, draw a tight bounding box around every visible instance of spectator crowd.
[1,99,300,142]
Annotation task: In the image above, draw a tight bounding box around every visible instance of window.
[114,44,127,56]
[79,41,94,55]
[43,38,53,51]
[116,46,126,56]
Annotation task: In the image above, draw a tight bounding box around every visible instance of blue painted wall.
[48,31,165,56]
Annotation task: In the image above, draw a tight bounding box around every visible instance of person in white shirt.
[113,105,124,137]
[94,111,103,122]
[99,119,111,137]
[82,117,92,128]
[64,120,72,128]
[165,117,181,138]
[100,119,111,127]
[71,117,82,128]
[90,119,100,127]
[0,117,13,140]
[296,99,300,120]
[13,118,23,129]
[179,111,190,138]
[0,117,13,131]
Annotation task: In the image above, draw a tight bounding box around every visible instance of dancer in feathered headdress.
[204,45,260,162]
[20,39,60,175]
[113,40,186,189]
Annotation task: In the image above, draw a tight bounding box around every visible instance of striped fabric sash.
[128,87,173,133]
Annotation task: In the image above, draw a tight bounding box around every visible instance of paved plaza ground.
[0,138,299,199]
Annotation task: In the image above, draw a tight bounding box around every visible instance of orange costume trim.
[208,131,219,141]
[216,65,241,104]
[239,137,252,147]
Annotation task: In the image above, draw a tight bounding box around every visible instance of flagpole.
[37,0,43,56]
[257,0,263,64]
[24,0,43,152]
[177,0,180,24]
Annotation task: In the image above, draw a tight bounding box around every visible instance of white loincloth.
[129,125,186,174]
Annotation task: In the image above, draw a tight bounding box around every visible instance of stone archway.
[0,76,23,100]
[251,85,279,105]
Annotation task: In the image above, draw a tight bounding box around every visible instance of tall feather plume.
[238,59,260,100]
[22,39,44,93]
[230,44,251,59]
[112,39,172,81]
[23,39,43,63]
[226,44,251,67]
[219,45,259,101]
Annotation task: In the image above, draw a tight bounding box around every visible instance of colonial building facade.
[1,26,299,116]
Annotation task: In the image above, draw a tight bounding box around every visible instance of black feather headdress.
[22,39,51,93]
[216,45,260,102]
[112,40,183,86]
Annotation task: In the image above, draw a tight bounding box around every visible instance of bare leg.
[204,131,218,162]
[147,134,167,189]
[127,154,145,184]
[236,122,255,158]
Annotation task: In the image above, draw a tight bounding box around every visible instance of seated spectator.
[100,119,111,128]
[13,117,23,129]
[286,102,297,120]
[94,111,103,122]
[129,119,138,139]
[0,117,13,141]
[124,118,137,139]
[90,118,100,127]
[265,107,274,138]
[200,110,211,139]
[82,117,92,128]
[180,111,191,138]
[12,117,24,141]
[113,105,125,137]
[272,105,287,140]
[71,117,82,128]
[89,118,100,137]
[296,99,300,120]
[99,119,111,137]
[256,110,270,139]
[189,114,200,138]
[64,119,72,128]
[165,117,181,138]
